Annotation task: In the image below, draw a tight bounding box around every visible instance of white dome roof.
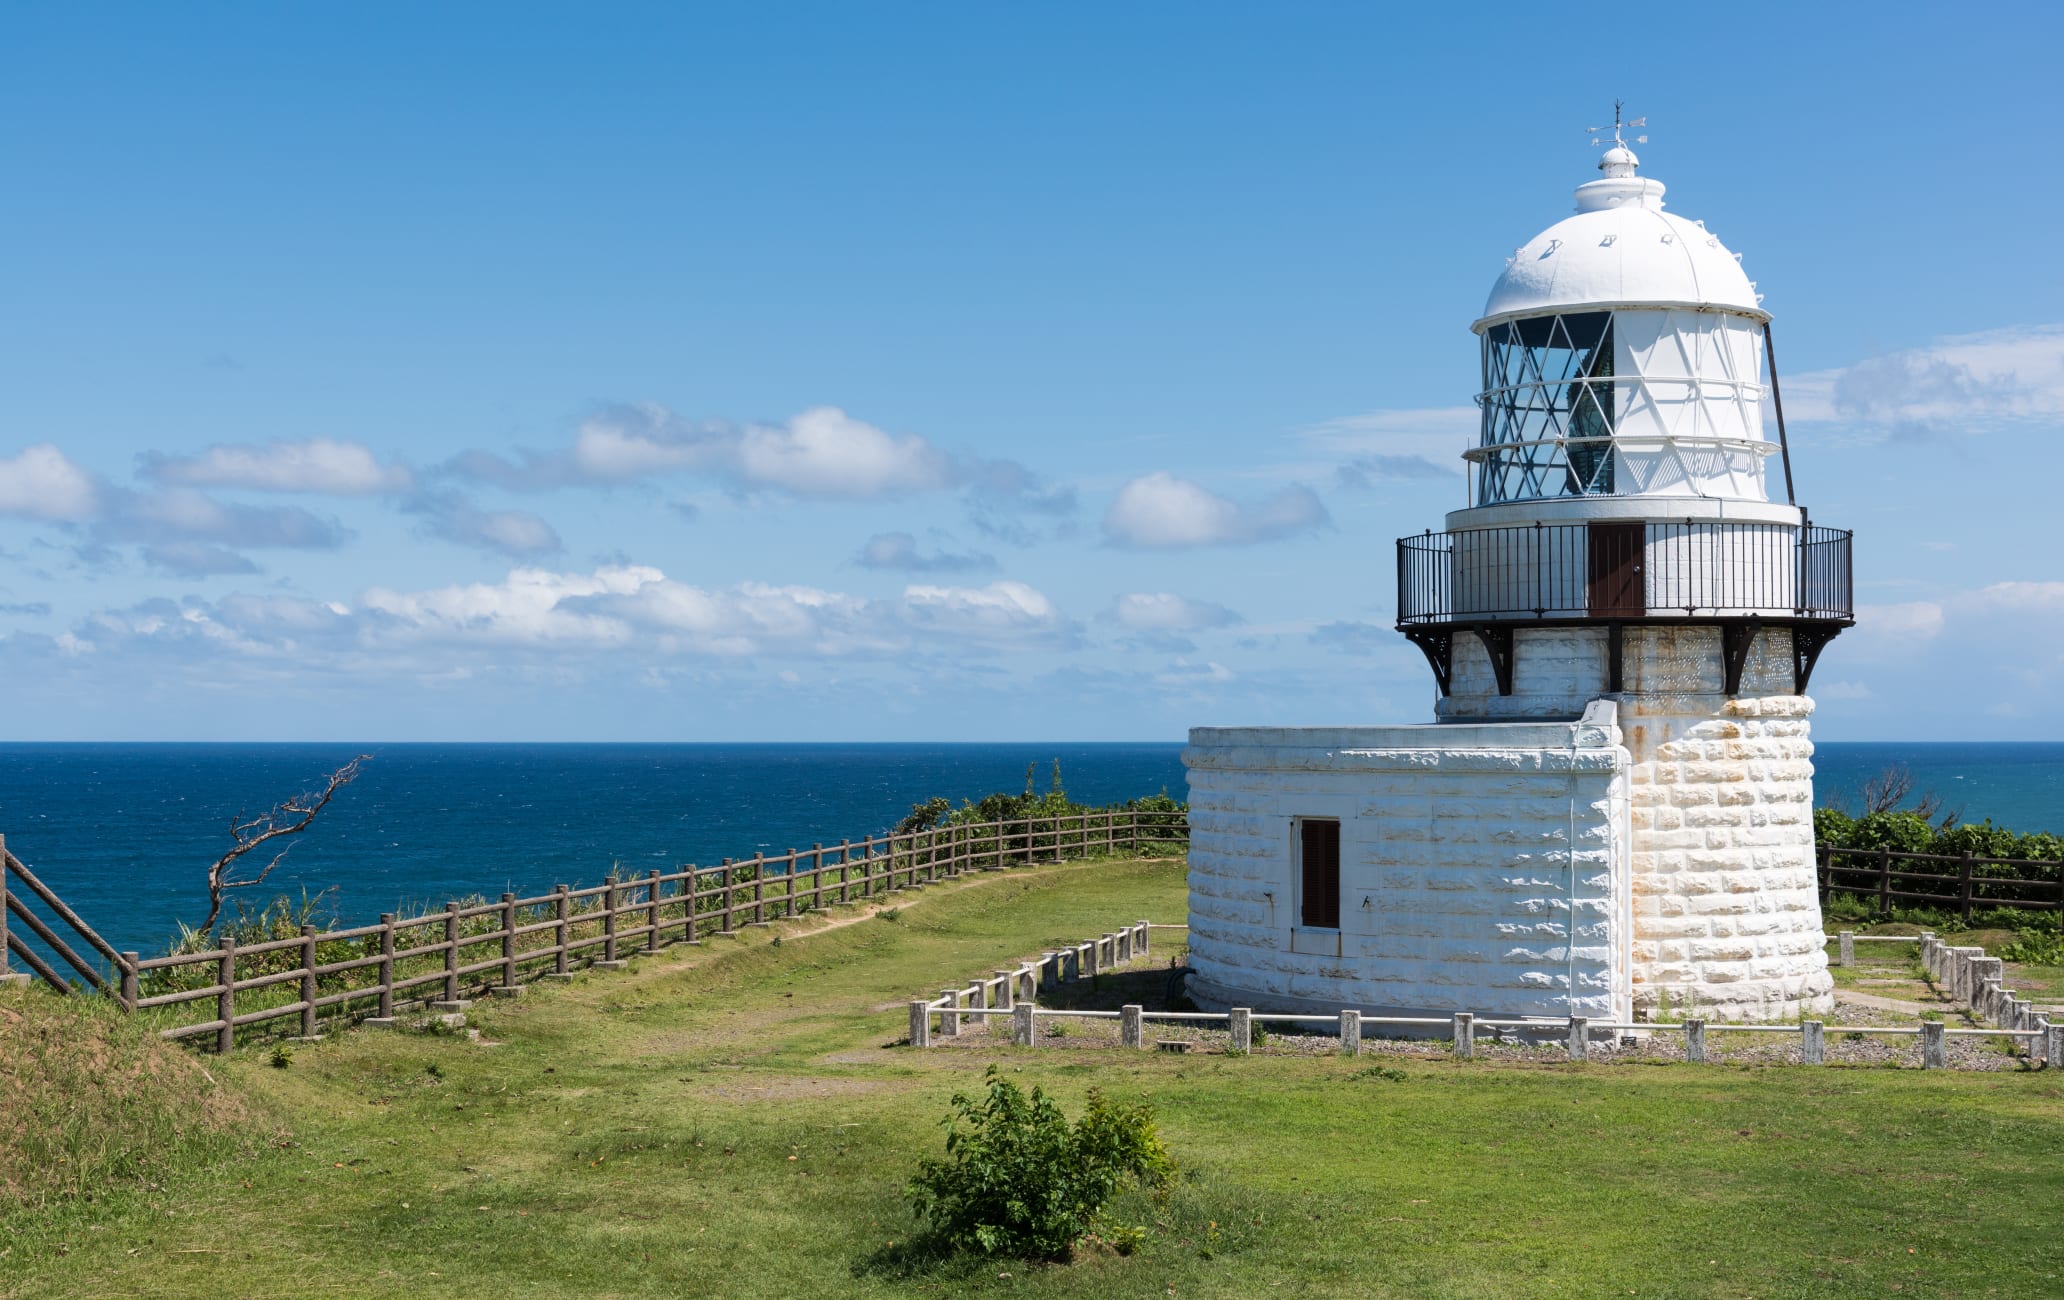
[1475,152,1763,331]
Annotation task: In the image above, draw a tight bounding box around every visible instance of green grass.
[6,857,2064,1298]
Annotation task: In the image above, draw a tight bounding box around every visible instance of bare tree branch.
[1860,765,1916,815]
[200,755,371,936]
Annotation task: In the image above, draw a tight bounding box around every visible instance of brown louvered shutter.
[1300,819,1340,929]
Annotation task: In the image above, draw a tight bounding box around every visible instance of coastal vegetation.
[6,853,2064,1297]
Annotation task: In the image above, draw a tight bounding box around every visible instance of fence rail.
[1818,845,2064,921]
[0,809,1185,1050]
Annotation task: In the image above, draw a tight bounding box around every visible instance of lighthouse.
[1183,118,1852,1024]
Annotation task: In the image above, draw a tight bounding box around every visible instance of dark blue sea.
[1,741,2059,957]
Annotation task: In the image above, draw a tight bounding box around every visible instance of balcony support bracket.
[1471,625,1517,696]
[1791,623,1844,696]
[1719,619,1762,697]
[1403,628,1455,697]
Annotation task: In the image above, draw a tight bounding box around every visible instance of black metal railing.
[1396,520,1852,627]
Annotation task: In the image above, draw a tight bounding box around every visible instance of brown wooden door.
[1587,522,1645,617]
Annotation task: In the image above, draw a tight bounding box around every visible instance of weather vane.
[1586,100,1648,150]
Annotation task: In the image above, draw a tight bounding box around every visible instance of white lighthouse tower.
[1184,117,1852,1023]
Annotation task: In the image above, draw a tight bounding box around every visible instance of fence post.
[1452,1012,1474,1059]
[601,877,623,964]
[1685,1018,1706,1064]
[837,842,852,904]
[1018,1002,1039,1048]
[1876,848,1891,916]
[939,988,961,1036]
[719,860,735,934]
[298,924,319,1038]
[1121,1004,1143,1049]
[908,1000,931,1049]
[553,886,571,972]
[216,938,236,1054]
[376,914,396,1020]
[641,870,659,950]
[2044,1018,2062,1068]
[1082,939,1098,979]
[1138,920,1151,957]
[1801,1020,1824,1065]
[500,893,520,990]
[992,970,1014,1011]
[0,833,9,980]
[1116,926,1132,963]
[1837,931,1854,967]
[1817,843,1831,900]
[119,951,139,1011]
[1920,1019,1946,1069]
[1959,851,1975,923]
[752,853,767,926]
[441,902,462,1004]
[1229,1007,1251,1053]
[1340,1008,1362,1056]
[1567,1017,1589,1062]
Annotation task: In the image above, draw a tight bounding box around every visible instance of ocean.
[1,741,2060,958]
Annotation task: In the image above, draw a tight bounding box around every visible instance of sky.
[2,3,2061,743]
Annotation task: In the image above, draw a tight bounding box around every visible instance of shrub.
[907,1067,1170,1260]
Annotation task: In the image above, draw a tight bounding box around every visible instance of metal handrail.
[1395,519,1853,626]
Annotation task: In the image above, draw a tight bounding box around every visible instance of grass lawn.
[6,855,2064,1299]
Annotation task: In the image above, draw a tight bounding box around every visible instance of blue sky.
[2,4,2060,742]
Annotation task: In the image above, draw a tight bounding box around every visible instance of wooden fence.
[0,809,1185,1051]
[1818,845,2064,921]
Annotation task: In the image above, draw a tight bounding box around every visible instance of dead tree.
[200,755,371,935]
[1859,763,1955,827]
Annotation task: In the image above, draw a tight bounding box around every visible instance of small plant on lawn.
[269,1042,294,1069]
[907,1066,1170,1260]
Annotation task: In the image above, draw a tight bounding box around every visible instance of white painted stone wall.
[1182,709,1632,1022]
[1439,624,1833,1019]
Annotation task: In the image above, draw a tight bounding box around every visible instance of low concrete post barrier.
[1039,953,1058,993]
[938,988,961,1036]
[1121,1004,1143,1049]
[1838,931,1854,967]
[1802,1021,1824,1065]
[1340,1009,1361,1056]
[967,980,985,1021]
[1116,927,1131,963]
[1685,1018,1706,1064]
[1230,1007,1251,1053]
[1452,1012,1474,1059]
[909,1000,931,1049]
[1921,1019,1946,1069]
[1014,1002,1035,1047]
[992,970,1014,1011]
[2045,1019,2062,1067]
[1017,966,1036,1004]
[1082,941,1098,978]
[1137,921,1150,956]
[1567,1017,1588,1063]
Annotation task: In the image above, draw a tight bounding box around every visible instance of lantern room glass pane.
[1476,310,1617,505]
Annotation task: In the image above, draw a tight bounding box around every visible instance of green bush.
[907,1067,1170,1260]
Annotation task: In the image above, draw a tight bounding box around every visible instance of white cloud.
[94,487,350,551]
[856,531,995,573]
[142,439,413,495]
[1965,581,2064,614]
[1783,324,2064,439]
[1153,659,1235,686]
[899,580,1075,651]
[1103,473,1328,549]
[143,543,262,578]
[448,403,1069,514]
[363,566,657,649]
[505,403,957,498]
[0,444,101,521]
[404,492,562,557]
[332,566,1074,660]
[1302,405,1478,464]
[1106,593,1241,633]
[1855,601,1946,640]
